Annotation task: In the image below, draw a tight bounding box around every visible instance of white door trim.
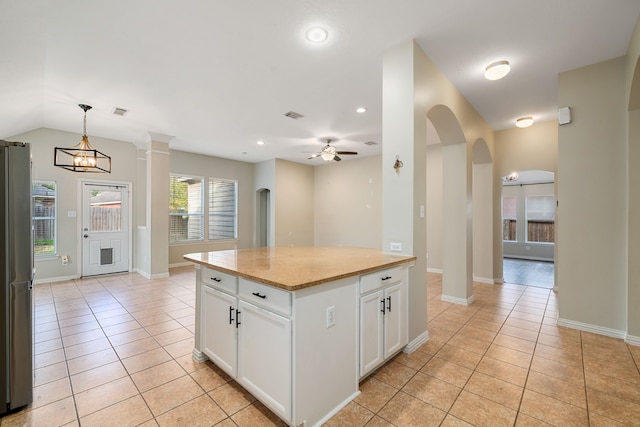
[77,179,133,277]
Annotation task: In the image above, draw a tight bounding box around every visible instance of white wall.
[558,56,628,335]
[426,144,443,272]
[274,159,314,246]
[314,155,382,248]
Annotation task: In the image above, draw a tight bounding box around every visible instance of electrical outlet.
[390,242,402,252]
[61,255,69,265]
[326,306,336,328]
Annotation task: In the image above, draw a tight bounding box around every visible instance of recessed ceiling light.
[257,140,265,145]
[516,116,534,128]
[484,60,510,80]
[305,27,328,43]
[356,107,367,113]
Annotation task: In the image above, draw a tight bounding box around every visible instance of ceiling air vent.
[284,111,304,120]
[112,107,128,116]
[364,141,377,146]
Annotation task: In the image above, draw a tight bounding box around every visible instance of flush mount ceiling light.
[257,140,265,145]
[484,60,510,80]
[516,116,534,128]
[356,107,367,113]
[305,26,328,43]
[54,104,111,173]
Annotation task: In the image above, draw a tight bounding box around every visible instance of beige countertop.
[184,246,416,291]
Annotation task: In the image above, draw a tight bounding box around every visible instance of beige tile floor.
[1,267,639,426]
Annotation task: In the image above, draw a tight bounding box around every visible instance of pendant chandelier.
[54,104,111,173]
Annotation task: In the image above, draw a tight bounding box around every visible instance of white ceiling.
[1,0,639,165]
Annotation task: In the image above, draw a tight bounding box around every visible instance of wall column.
[382,41,428,348]
[145,132,172,278]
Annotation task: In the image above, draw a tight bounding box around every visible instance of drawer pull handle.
[380,299,386,315]
[252,292,267,299]
[387,295,392,312]
[211,277,222,283]
[381,276,392,281]
[229,306,235,324]
[236,310,241,328]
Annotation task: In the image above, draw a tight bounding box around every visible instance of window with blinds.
[169,175,204,242]
[32,181,57,256]
[526,195,555,243]
[208,178,237,240]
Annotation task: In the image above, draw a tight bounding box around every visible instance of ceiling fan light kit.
[308,138,358,162]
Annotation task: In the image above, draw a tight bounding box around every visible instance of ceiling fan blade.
[336,151,358,155]
[308,153,321,159]
[334,155,342,161]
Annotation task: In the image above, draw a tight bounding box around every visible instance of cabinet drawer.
[239,278,291,316]
[202,267,238,294]
[360,267,402,294]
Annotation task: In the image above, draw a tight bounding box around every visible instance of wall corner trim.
[404,330,430,354]
[625,335,640,347]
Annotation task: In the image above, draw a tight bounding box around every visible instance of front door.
[81,182,130,276]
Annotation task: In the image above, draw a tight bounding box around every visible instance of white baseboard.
[404,330,430,354]
[625,334,640,347]
[557,318,627,340]
[427,267,443,274]
[441,294,475,306]
[472,275,493,284]
[33,275,79,285]
[133,268,169,279]
[169,261,193,268]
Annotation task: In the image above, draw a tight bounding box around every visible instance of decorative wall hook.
[393,155,403,174]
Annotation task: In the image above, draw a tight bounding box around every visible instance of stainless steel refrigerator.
[0,140,33,415]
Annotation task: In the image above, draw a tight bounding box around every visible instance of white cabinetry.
[237,300,291,418]
[200,270,292,421]
[201,285,237,376]
[359,266,408,378]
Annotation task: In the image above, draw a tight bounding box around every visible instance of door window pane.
[90,190,122,232]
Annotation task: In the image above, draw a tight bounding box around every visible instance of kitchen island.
[185,246,416,427]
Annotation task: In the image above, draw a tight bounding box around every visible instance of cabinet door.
[384,283,406,357]
[201,285,237,377]
[237,300,292,421]
[359,290,384,377]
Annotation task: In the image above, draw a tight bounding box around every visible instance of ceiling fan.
[308,138,358,162]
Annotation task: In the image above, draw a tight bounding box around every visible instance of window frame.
[32,180,57,258]
[169,174,205,244]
